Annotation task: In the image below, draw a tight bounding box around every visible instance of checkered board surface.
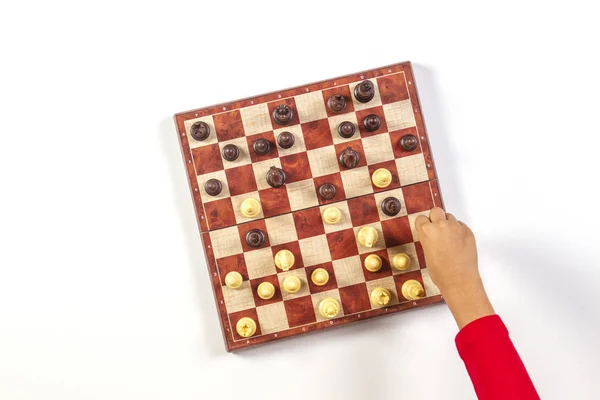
[174,61,445,351]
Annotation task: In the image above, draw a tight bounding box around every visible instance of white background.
[1,0,599,398]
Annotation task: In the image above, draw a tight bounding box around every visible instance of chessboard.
[174,61,444,352]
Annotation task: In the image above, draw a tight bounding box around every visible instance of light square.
[383,100,416,131]
[256,302,289,334]
[307,145,340,177]
[320,201,352,234]
[273,125,306,156]
[244,247,277,279]
[294,91,328,123]
[286,179,319,211]
[408,211,429,242]
[197,170,230,203]
[340,166,373,198]
[365,276,399,308]
[299,235,332,267]
[353,221,385,254]
[328,112,359,144]
[278,269,310,301]
[387,243,420,275]
[209,226,243,259]
[395,153,429,186]
[362,133,394,165]
[240,103,273,135]
[230,191,264,224]
[265,214,298,245]
[184,115,218,149]
[218,137,251,170]
[252,158,282,191]
[374,188,407,221]
[421,269,441,296]
[222,281,255,314]
[332,256,365,288]
[311,289,344,322]
[349,80,383,111]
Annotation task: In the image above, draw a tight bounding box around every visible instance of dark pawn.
[363,114,381,132]
[400,134,419,151]
[381,197,402,216]
[272,104,293,125]
[339,147,360,169]
[338,121,355,138]
[253,138,271,155]
[204,178,222,196]
[222,144,239,161]
[190,121,210,141]
[327,94,347,113]
[318,183,336,200]
[354,80,375,103]
[245,229,266,248]
[266,166,286,188]
[277,131,295,149]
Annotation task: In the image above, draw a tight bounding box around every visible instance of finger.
[414,214,431,234]
[446,213,457,222]
[429,207,446,222]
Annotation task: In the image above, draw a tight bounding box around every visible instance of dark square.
[229,308,262,340]
[271,241,304,271]
[347,194,379,226]
[415,241,427,269]
[292,208,325,240]
[213,110,245,142]
[305,262,337,294]
[259,188,291,218]
[284,295,317,327]
[368,160,401,193]
[246,131,278,163]
[334,139,367,169]
[216,254,248,286]
[338,283,371,313]
[204,198,236,230]
[301,119,333,150]
[355,106,388,137]
[403,182,434,214]
[326,229,359,260]
[377,74,409,104]
[191,144,224,175]
[250,275,283,307]
[267,98,300,127]
[321,85,355,117]
[313,173,346,205]
[237,219,270,253]
[389,127,421,158]
[381,217,414,247]
[359,249,393,281]
[280,152,312,183]
[225,164,257,196]
[394,270,425,302]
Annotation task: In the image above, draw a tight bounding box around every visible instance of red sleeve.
[455,315,540,400]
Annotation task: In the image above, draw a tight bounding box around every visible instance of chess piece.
[311,268,329,286]
[364,254,382,272]
[400,134,419,151]
[266,166,286,188]
[283,276,301,293]
[371,168,392,188]
[381,197,402,216]
[318,183,336,200]
[272,104,293,125]
[354,80,375,103]
[339,147,360,169]
[225,271,243,289]
[253,138,271,155]
[370,287,391,307]
[363,114,381,132]
[190,121,210,141]
[322,207,342,224]
[402,279,425,300]
[277,131,295,149]
[257,282,276,300]
[318,298,340,319]
[204,178,222,196]
[274,249,295,271]
[222,144,239,161]
[236,317,257,338]
[245,229,265,248]
[337,121,356,138]
[240,198,261,218]
[357,226,378,248]
[327,94,347,113]
[392,253,411,271]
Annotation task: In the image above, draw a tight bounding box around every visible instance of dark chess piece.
[400,134,419,151]
[204,179,222,196]
[338,121,355,138]
[339,147,360,169]
[327,94,347,113]
[381,197,402,216]
[266,166,286,188]
[272,104,293,125]
[354,80,375,103]
[190,121,210,141]
[277,131,295,149]
[253,138,271,155]
[363,114,381,132]
[222,144,240,161]
[318,183,336,200]
[245,229,266,248]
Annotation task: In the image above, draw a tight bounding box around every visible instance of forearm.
[442,278,495,329]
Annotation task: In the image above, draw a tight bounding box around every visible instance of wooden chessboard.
[174,61,445,352]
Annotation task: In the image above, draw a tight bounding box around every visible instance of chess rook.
[277,131,295,149]
[370,287,391,306]
[190,121,210,141]
[272,104,293,125]
[327,94,347,113]
[339,147,360,169]
[338,121,356,138]
[354,80,375,103]
[236,317,257,338]
[363,114,381,132]
[222,144,239,161]
[266,166,286,188]
[318,183,336,200]
[204,178,222,196]
[253,138,271,155]
[245,229,266,248]
[400,134,419,151]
